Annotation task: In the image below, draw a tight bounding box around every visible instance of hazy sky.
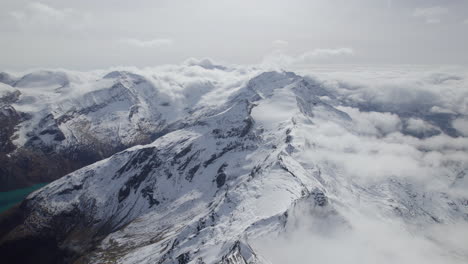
[1,0,468,70]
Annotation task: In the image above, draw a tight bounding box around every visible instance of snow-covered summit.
[1,66,467,264]
[0,64,257,190]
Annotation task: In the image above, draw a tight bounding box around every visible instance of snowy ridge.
[0,64,258,190]
[1,66,468,263]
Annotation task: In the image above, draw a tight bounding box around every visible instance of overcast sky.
[1,0,468,70]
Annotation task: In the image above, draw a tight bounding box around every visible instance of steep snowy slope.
[1,69,467,264]
[0,64,256,190]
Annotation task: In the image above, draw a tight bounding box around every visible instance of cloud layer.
[246,64,468,264]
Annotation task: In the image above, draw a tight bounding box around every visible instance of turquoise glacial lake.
[0,183,48,213]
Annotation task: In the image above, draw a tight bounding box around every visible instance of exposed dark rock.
[220,241,259,264]
[203,142,240,167]
[157,239,179,264]
[57,184,83,195]
[196,218,207,232]
[177,252,190,264]
[311,189,328,207]
[249,165,261,178]
[117,147,157,175]
[239,118,253,137]
[118,185,131,203]
[141,186,160,207]
[211,128,222,137]
[0,90,21,105]
[0,200,100,264]
[186,164,200,182]
[0,105,20,154]
[174,144,193,161]
[0,101,163,191]
[118,154,161,202]
[215,163,228,188]
[165,168,173,179]
[215,173,226,188]
[177,149,200,171]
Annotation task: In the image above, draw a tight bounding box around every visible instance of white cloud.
[464,19,468,24]
[430,106,455,114]
[289,66,468,185]
[255,202,468,264]
[405,118,438,134]
[272,39,289,48]
[253,74,468,261]
[263,48,355,67]
[303,67,468,118]
[413,6,449,24]
[299,48,354,61]
[28,2,71,20]
[337,106,402,136]
[453,118,468,136]
[120,38,173,48]
[9,2,90,32]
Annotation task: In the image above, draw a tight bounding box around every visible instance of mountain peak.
[0,67,467,264]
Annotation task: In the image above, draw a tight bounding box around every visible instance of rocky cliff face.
[1,68,467,264]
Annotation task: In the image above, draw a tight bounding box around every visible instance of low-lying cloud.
[250,64,468,264]
[254,207,468,264]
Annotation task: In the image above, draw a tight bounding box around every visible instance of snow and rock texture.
[1,64,468,264]
[0,64,257,191]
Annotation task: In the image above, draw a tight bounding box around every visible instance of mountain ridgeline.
[0,65,467,264]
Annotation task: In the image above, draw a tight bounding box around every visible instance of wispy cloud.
[120,38,173,48]
[413,6,449,24]
[10,2,86,29]
[9,2,90,32]
[299,48,354,60]
[272,39,289,48]
[263,48,355,67]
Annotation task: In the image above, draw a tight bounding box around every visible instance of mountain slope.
[0,65,255,191]
[1,69,467,264]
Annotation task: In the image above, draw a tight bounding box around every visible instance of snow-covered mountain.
[1,64,468,264]
[0,63,256,190]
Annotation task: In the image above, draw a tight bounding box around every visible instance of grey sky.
[1,0,467,70]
